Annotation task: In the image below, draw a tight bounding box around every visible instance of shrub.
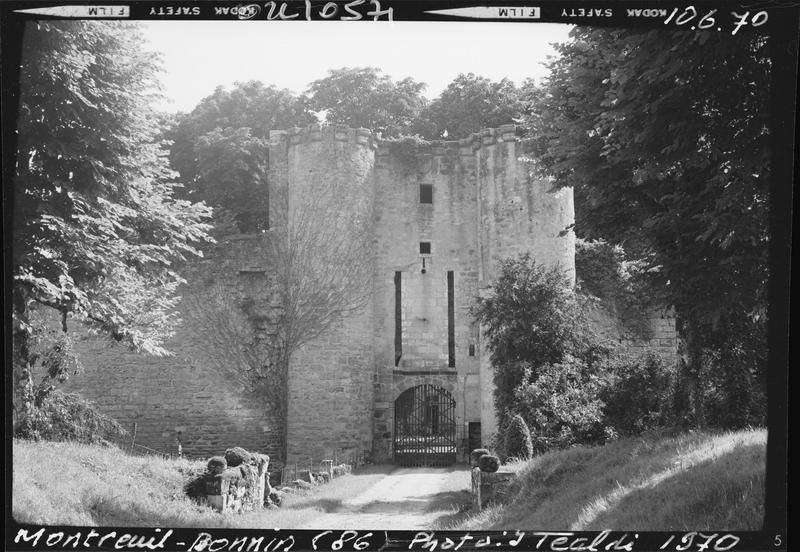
[514,356,608,452]
[504,414,533,460]
[14,389,126,444]
[601,352,676,435]
[472,254,609,432]
[478,454,499,473]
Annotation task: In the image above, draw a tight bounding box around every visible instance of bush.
[504,414,533,460]
[514,356,608,452]
[478,454,499,473]
[14,389,126,444]
[472,253,610,432]
[601,352,676,435]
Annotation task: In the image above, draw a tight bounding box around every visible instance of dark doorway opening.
[468,422,482,456]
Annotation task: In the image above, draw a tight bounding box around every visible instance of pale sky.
[141,21,573,113]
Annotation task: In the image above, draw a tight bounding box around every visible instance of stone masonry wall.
[586,302,680,365]
[61,236,282,459]
[277,126,377,465]
[372,135,484,461]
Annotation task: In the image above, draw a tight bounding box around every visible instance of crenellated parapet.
[374,123,521,160]
[270,124,378,149]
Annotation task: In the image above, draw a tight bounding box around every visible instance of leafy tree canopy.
[13,21,212,362]
[415,73,526,139]
[526,28,770,424]
[473,254,610,432]
[527,28,770,334]
[305,67,427,137]
[167,81,315,232]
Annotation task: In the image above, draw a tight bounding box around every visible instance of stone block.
[472,468,516,511]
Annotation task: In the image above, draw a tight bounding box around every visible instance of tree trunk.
[679,314,707,428]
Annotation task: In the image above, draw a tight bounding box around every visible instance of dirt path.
[299,466,470,530]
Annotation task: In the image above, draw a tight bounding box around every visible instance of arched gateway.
[393,385,457,466]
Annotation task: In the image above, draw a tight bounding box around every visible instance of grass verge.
[437,428,766,531]
[12,439,392,528]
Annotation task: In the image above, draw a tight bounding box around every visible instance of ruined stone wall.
[61,236,282,459]
[585,302,680,365]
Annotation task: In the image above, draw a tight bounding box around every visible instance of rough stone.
[225,447,252,467]
[267,489,285,507]
[292,480,313,490]
[471,467,516,510]
[478,454,499,473]
[207,456,227,475]
[470,448,490,468]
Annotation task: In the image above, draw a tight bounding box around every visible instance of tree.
[12,21,212,431]
[305,67,427,137]
[472,254,610,432]
[414,73,525,139]
[184,168,373,461]
[167,81,314,233]
[527,28,770,426]
[504,413,534,460]
[192,127,268,234]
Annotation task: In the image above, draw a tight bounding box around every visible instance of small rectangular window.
[419,241,431,255]
[420,184,433,204]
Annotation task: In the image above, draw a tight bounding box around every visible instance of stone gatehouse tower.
[63,123,583,465]
[270,124,575,464]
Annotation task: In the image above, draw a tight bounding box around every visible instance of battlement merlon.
[269,124,378,149]
[269,123,521,155]
[375,123,520,157]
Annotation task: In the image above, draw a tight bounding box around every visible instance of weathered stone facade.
[62,236,283,459]
[61,124,678,464]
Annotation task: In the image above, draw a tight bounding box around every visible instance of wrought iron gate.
[393,384,457,467]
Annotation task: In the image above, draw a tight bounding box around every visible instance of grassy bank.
[12,439,390,528]
[442,428,766,531]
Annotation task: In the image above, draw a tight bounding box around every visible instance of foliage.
[12,21,212,432]
[192,127,268,233]
[14,389,127,444]
[383,135,432,171]
[305,67,427,137]
[504,414,533,461]
[472,253,611,431]
[575,238,653,338]
[167,81,314,232]
[414,73,525,139]
[601,352,677,435]
[526,28,770,426]
[514,357,608,452]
